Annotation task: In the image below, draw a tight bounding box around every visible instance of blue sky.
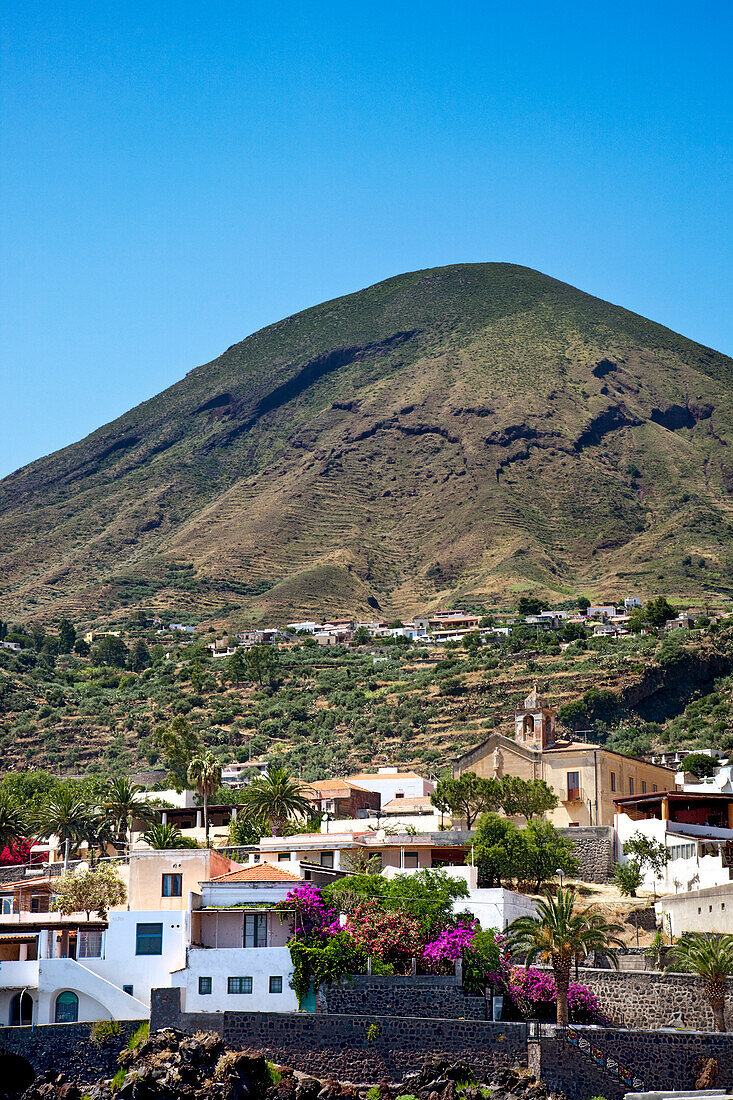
[1,1,731,479]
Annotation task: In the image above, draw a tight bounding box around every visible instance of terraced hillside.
[1,621,731,778]
[1,263,732,626]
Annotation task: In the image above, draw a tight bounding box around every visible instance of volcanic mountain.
[2,263,732,624]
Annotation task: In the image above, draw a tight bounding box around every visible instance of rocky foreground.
[17,1029,566,1100]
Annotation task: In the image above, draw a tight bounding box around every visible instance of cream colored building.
[453,686,675,827]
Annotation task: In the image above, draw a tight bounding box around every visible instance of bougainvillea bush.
[278,882,337,940]
[344,900,424,968]
[505,965,603,1023]
[0,839,37,866]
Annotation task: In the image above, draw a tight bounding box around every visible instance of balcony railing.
[564,788,584,804]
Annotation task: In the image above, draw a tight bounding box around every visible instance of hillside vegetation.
[1,616,731,780]
[1,263,732,627]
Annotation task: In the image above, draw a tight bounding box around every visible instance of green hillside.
[1,263,732,627]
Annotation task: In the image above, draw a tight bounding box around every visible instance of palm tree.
[142,822,187,849]
[0,791,27,852]
[34,788,97,870]
[187,750,222,846]
[103,778,152,853]
[507,888,625,1026]
[240,767,313,836]
[669,933,733,1032]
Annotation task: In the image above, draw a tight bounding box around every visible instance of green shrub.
[110,1069,126,1093]
[90,1019,121,1044]
[127,1021,149,1050]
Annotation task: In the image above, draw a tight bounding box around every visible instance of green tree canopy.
[58,618,76,654]
[431,772,501,828]
[644,596,677,629]
[325,868,468,939]
[521,819,579,891]
[52,864,127,920]
[517,596,545,616]
[155,715,201,789]
[499,776,558,821]
[92,635,128,668]
[681,752,718,778]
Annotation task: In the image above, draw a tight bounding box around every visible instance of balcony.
[0,959,39,988]
[564,788,585,804]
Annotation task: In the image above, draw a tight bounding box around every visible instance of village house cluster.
[3,686,733,1029]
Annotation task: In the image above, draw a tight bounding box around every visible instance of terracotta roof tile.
[209,862,303,883]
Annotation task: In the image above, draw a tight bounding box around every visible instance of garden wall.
[323,975,486,1019]
[557,826,615,882]
[537,1026,733,1100]
[151,987,526,1081]
[576,966,733,1030]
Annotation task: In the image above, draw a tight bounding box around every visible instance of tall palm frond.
[33,788,98,866]
[507,888,625,1026]
[103,778,153,852]
[669,933,733,1032]
[187,750,222,846]
[240,767,313,835]
[0,791,27,851]
[142,822,187,849]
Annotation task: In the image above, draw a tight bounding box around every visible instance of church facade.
[453,686,674,827]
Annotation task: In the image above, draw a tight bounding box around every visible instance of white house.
[0,849,235,1026]
[615,790,733,893]
[345,768,435,805]
[171,862,302,1014]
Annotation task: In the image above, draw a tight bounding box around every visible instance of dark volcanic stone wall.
[557,826,616,882]
[323,975,486,1019]
[576,967,733,1030]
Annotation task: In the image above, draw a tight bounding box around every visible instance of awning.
[0,931,38,944]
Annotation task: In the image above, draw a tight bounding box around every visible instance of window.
[123,985,134,997]
[78,930,104,958]
[629,778,634,795]
[567,772,580,801]
[610,772,616,793]
[320,852,334,869]
[244,914,267,947]
[403,852,419,869]
[653,785,658,792]
[269,976,283,994]
[668,843,695,861]
[642,781,647,794]
[199,976,212,995]
[54,991,79,1023]
[136,922,163,955]
[162,874,182,898]
[278,853,291,862]
[228,976,253,994]
[395,792,405,799]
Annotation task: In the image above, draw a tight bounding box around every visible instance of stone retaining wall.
[558,826,616,882]
[0,1020,140,1080]
[151,988,524,1081]
[576,966,733,1030]
[538,1027,733,1100]
[323,975,486,1020]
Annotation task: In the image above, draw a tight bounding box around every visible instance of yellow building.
[452,686,675,827]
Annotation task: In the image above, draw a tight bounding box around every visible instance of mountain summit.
[2,263,732,622]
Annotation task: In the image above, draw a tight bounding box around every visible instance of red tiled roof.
[210,862,303,883]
